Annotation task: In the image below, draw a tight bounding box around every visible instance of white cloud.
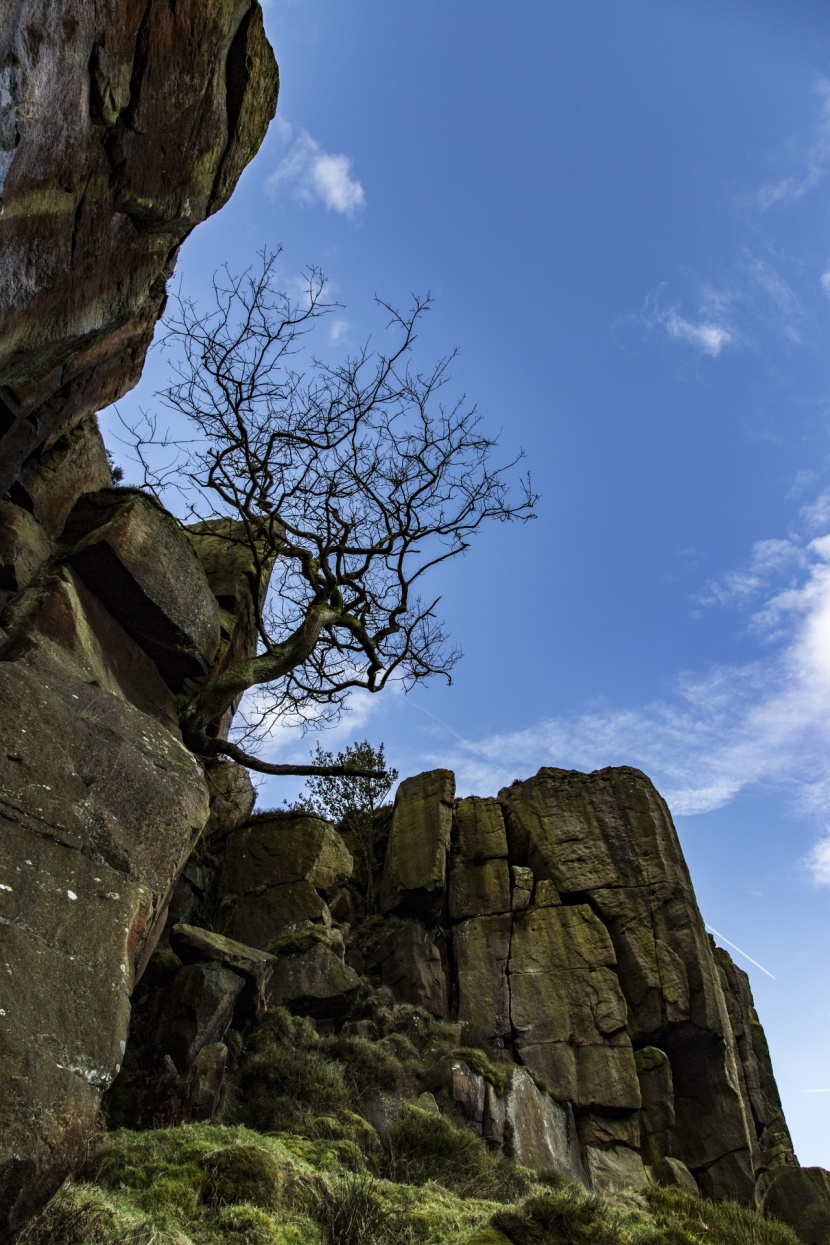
[266,125,365,215]
[806,832,830,885]
[821,272,830,295]
[664,309,733,356]
[419,506,830,882]
[759,80,830,209]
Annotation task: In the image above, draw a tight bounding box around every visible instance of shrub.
[386,1104,532,1202]
[236,1045,352,1131]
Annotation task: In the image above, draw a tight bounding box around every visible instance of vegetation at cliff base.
[19,1123,801,1245]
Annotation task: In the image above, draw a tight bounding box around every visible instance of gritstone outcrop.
[0,1,277,1231]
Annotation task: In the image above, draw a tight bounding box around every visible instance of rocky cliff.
[1,4,829,1243]
[107,763,828,1235]
[0,0,277,1234]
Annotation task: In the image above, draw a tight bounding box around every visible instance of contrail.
[705,924,775,980]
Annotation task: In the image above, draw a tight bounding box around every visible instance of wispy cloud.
[663,310,733,356]
[642,286,736,358]
[266,123,365,216]
[759,80,830,209]
[419,499,830,884]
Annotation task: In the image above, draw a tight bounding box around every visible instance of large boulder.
[0,639,208,1233]
[763,1168,830,1245]
[508,901,638,1112]
[216,813,352,948]
[0,0,278,495]
[60,489,221,688]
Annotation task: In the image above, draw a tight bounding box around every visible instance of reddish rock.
[0,0,278,495]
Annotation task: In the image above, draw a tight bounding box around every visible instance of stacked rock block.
[0,477,277,1233]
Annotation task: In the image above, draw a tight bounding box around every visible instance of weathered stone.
[578,1114,641,1150]
[500,767,756,1196]
[268,942,361,1021]
[449,857,511,920]
[503,1067,586,1181]
[61,489,220,688]
[203,761,257,842]
[534,878,560,906]
[183,1042,228,1122]
[509,903,638,1110]
[715,946,796,1172]
[18,416,112,538]
[380,769,455,919]
[763,1167,830,1245]
[585,1144,648,1191]
[349,917,449,1017]
[0,640,208,1231]
[4,566,179,731]
[220,814,352,896]
[652,1157,699,1197]
[0,0,278,496]
[219,881,330,949]
[0,501,53,606]
[635,1046,674,1164]
[170,923,274,1017]
[453,796,508,862]
[454,914,512,1046]
[155,962,244,1068]
[511,865,533,911]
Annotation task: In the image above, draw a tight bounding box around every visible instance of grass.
[19,1123,803,1245]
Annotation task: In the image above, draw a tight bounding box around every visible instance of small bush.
[492,1189,624,1245]
[236,1045,352,1131]
[202,1143,283,1209]
[215,1202,284,1244]
[321,1034,414,1100]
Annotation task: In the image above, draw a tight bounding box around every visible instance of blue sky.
[104,0,830,1164]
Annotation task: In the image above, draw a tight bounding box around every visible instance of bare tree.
[125,249,536,775]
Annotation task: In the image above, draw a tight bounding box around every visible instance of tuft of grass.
[17,1185,116,1245]
[642,1188,800,1245]
[234,1044,352,1132]
[452,1049,514,1097]
[201,1144,283,1209]
[492,1188,624,1245]
[317,1171,406,1245]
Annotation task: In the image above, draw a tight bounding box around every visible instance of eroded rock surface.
[0,0,278,494]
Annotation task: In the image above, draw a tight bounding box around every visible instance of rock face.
[0,0,278,496]
[345,766,823,1212]
[0,0,277,1230]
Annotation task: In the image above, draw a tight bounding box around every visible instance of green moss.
[453,1048,514,1096]
[266,927,331,957]
[465,1231,515,1245]
[233,1044,352,1131]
